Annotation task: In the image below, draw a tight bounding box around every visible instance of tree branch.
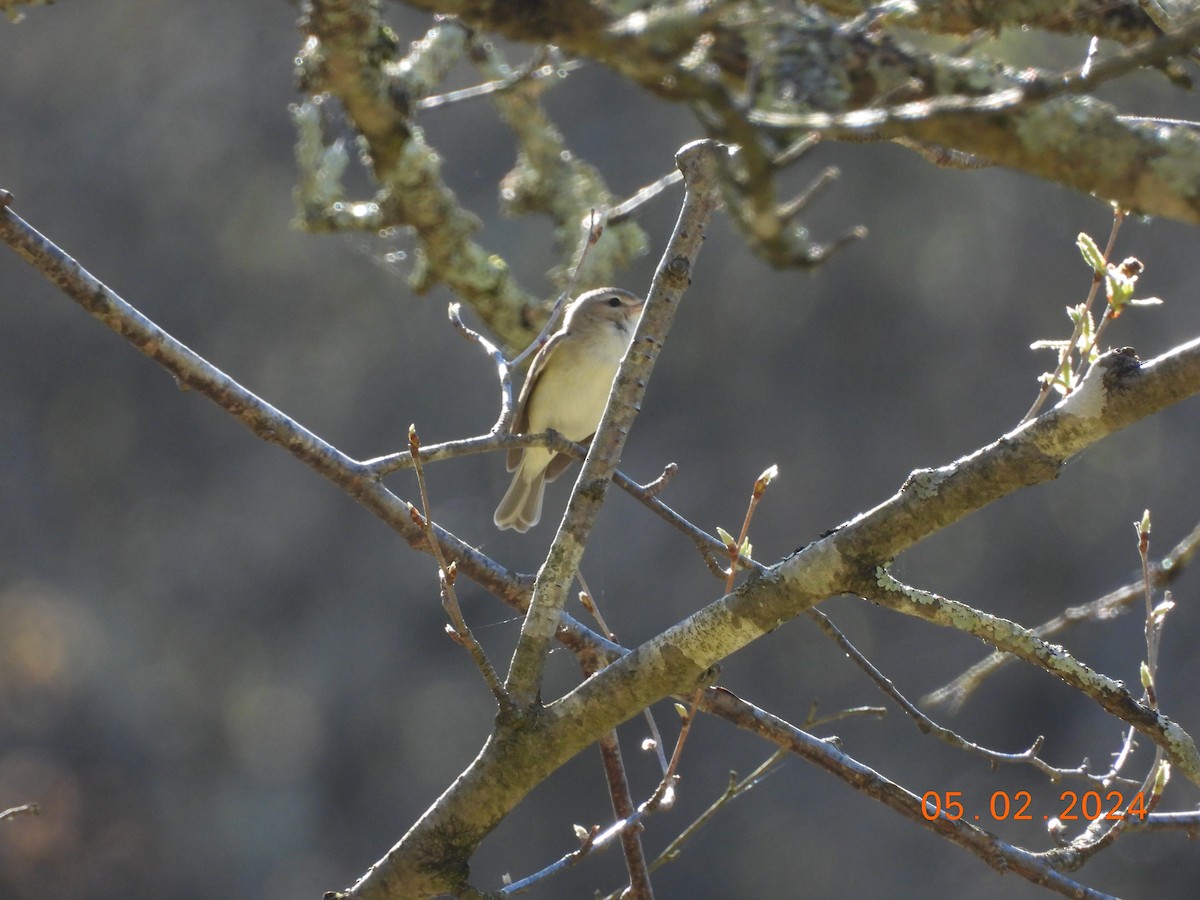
[924,518,1200,711]
[10,175,1200,897]
[0,190,524,607]
[503,140,726,707]
[297,4,542,349]
[400,1,1200,227]
[858,571,1198,784]
[811,0,1164,44]
[699,689,1121,900]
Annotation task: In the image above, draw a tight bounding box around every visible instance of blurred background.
[2,3,1199,898]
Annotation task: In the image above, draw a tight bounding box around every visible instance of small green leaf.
[1106,271,1135,312]
[1076,232,1105,273]
[716,526,737,550]
[1076,310,1095,346]
[1044,363,1077,395]
[735,538,754,569]
[1152,761,1171,794]
[1151,598,1175,625]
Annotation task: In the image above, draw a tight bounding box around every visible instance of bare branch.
[698,689,1120,900]
[409,426,509,706]
[0,193,526,607]
[447,302,516,436]
[925,519,1200,711]
[859,572,1200,784]
[504,140,726,707]
[809,610,1108,784]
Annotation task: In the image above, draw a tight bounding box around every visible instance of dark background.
[2,3,1199,898]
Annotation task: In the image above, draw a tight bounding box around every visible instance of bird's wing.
[506,331,563,472]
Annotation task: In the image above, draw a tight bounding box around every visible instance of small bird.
[494,287,646,532]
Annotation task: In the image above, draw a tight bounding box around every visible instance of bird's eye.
[607,296,622,307]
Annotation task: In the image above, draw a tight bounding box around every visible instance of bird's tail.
[494,465,546,532]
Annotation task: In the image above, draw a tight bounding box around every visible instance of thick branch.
[925,519,1200,711]
[747,16,1200,223]
[403,1,1200,227]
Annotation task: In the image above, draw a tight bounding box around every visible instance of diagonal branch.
[857,571,1197,785]
[699,689,1121,900]
[0,189,523,606]
[503,140,726,707]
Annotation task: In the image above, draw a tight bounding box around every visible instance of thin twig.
[448,303,515,435]
[924,519,1200,711]
[558,210,607,326]
[508,213,603,372]
[575,569,615,642]
[778,167,840,221]
[409,426,508,706]
[633,750,786,884]
[722,465,778,593]
[0,803,40,822]
[575,646,654,900]
[810,609,1114,785]
[607,169,684,222]
[417,55,585,111]
[640,707,671,776]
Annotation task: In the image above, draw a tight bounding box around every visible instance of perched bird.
[494,287,645,532]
